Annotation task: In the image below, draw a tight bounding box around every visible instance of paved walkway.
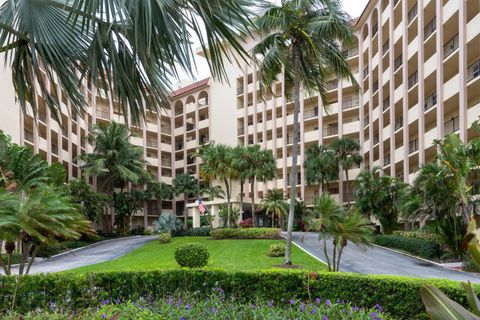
[292,232,480,283]
[4,235,156,275]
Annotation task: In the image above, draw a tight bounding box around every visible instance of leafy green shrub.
[0,270,476,319]
[210,228,281,239]
[375,235,441,259]
[175,227,211,237]
[174,243,209,268]
[392,230,442,243]
[268,243,286,257]
[158,232,171,244]
[153,213,182,234]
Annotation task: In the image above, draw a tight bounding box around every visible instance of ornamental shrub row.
[174,227,212,237]
[210,228,281,239]
[0,269,476,319]
[375,235,441,259]
[392,230,442,244]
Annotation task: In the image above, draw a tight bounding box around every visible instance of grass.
[69,236,325,273]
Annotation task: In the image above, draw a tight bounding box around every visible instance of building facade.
[0,0,479,228]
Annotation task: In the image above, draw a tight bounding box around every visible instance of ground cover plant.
[69,237,324,273]
[2,292,388,320]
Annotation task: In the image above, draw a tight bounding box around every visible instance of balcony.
[363,66,369,79]
[323,126,338,137]
[409,138,419,154]
[161,126,171,134]
[342,96,360,110]
[384,154,391,166]
[424,91,437,111]
[175,144,183,151]
[364,115,369,127]
[373,81,379,93]
[287,134,299,144]
[383,98,390,111]
[468,59,480,82]
[237,87,243,95]
[51,144,58,155]
[96,109,110,119]
[372,23,378,37]
[444,34,459,59]
[199,135,209,144]
[394,55,402,71]
[38,112,47,123]
[444,116,460,134]
[238,127,245,135]
[161,158,172,167]
[146,139,158,148]
[373,134,379,145]
[382,40,389,55]
[343,46,359,59]
[326,79,338,91]
[424,18,436,39]
[395,116,403,131]
[304,108,319,119]
[407,4,418,24]
[408,71,418,90]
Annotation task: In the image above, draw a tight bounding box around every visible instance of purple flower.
[250,303,256,309]
[352,306,360,312]
[315,298,321,305]
[267,300,274,307]
[289,299,295,305]
[300,303,306,312]
[101,299,110,306]
[114,298,120,304]
[185,303,191,310]
[322,316,328,320]
[311,308,317,315]
[180,317,185,320]
[101,314,107,319]
[210,307,217,313]
[370,312,382,320]
[375,304,383,312]
[325,299,331,307]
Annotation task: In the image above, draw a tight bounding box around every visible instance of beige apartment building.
[0,0,479,229]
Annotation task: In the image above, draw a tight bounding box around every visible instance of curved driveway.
[4,235,156,275]
[292,232,480,283]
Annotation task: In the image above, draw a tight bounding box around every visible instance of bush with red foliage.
[239,218,253,228]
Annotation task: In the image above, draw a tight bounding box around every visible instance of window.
[408,4,418,24]
[443,34,459,59]
[424,18,436,39]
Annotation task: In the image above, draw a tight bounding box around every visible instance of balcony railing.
[175,144,183,151]
[444,34,459,59]
[468,60,480,82]
[363,66,369,79]
[146,140,158,148]
[161,126,171,134]
[96,109,110,119]
[23,129,33,142]
[382,40,389,55]
[408,71,418,89]
[342,96,360,110]
[198,98,208,107]
[373,81,379,93]
[372,23,378,36]
[343,46,359,59]
[424,18,436,39]
[238,127,245,135]
[323,126,338,136]
[199,136,209,144]
[409,138,419,153]
[38,112,47,123]
[237,87,243,95]
[161,159,172,167]
[384,154,391,166]
[304,108,319,119]
[383,98,390,111]
[51,144,58,155]
[408,4,418,24]
[373,134,379,145]
[445,116,460,134]
[364,115,369,127]
[395,116,403,131]
[424,91,437,111]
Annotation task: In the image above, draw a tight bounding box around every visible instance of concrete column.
[377,3,384,172]
[389,0,396,177]
[402,0,409,183]
[459,0,468,142]
[192,207,200,228]
[300,88,305,200]
[436,0,445,141]
[418,0,426,165]
[359,34,365,171]
[338,79,344,202]
[368,29,374,169]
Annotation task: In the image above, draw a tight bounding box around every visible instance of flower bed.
[3,293,386,319]
[0,269,476,319]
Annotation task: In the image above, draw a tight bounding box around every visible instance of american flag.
[198,196,206,214]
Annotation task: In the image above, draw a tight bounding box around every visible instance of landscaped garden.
[70,236,325,273]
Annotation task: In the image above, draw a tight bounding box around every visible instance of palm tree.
[173,173,199,227]
[0,186,91,275]
[80,122,151,232]
[245,145,276,227]
[146,181,173,216]
[354,167,406,235]
[199,144,237,227]
[330,138,362,205]
[261,190,289,228]
[304,144,338,194]
[253,0,356,264]
[230,146,249,220]
[0,0,261,123]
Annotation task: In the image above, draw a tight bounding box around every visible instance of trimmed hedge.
[0,270,476,319]
[210,228,281,239]
[375,235,441,259]
[392,230,442,244]
[268,243,286,257]
[158,232,171,243]
[174,243,209,268]
[174,227,212,237]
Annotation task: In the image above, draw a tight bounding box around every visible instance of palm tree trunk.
[239,180,244,221]
[26,246,39,275]
[322,234,332,271]
[224,178,231,228]
[184,192,188,228]
[336,246,345,272]
[251,177,255,227]
[284,46,302,265]
[345,169,350,205]
[332,241,337,272]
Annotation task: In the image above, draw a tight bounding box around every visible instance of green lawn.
[69,236,325,273]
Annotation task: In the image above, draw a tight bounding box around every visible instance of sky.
[175,0,369,87]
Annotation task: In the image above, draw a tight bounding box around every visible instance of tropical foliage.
[253,0,356,264]
[261,190,288,228]
[304,144,338,193]
[68,178,108,222]
[112,190,146,236]
[0,0,261,123]
[173,173,199,226]
[330,138,362,204]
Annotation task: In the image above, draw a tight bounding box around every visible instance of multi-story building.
[0,0,479,229]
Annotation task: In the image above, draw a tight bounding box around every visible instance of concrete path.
[292,232,480,283]
[4,235,156,275]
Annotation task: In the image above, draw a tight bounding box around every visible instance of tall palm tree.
[230,146,249,220]
[0,0,261,123]
[146,181,173,216]
[0,186,91,275]
[245,145,276,227]
[304,144,338,194]
[173,173,199,227]
[261,190,289,227]
[330,138,362,205]
[253,0,356,264]
[199,143,237,227]
[80,122,151,232]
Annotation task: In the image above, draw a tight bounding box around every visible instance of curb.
[281,235,327,265]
